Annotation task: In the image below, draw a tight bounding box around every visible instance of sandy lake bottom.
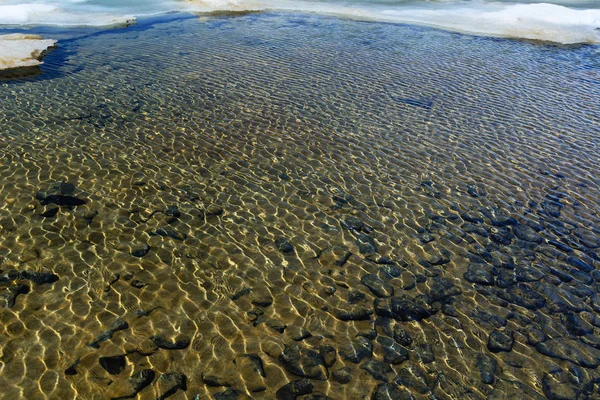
[0,12,600,400]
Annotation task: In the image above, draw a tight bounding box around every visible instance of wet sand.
[0,12,599,400]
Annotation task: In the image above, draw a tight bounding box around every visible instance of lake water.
[0,6,599,400]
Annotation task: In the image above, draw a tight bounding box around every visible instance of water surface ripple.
[0,13,599,400]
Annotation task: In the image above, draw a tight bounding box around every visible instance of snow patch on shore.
[0,34,57,71]
[0,3,134,27]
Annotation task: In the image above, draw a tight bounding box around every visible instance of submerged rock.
[361,274,394,297]
[339,337,373,363]
[318,244,351,266]
[111,369,155,400]
[464,263,494,285]
[375,295,434,322]
[89,318,129,348]
[395,367,430,394]
[536,338,600,368]
[331,367,352,384]
[213,388,246,400]
[279,344,328,380]
[39,194,86,206]
[1,270,59,286]
[150,227,187,241]
[371,382,414,400]
[275,238,294,253]
[476,354,498,384]
[156,372,187,400]
[276,379,313,400]
[150,335,190,350]
[513,224,542,243]
[356,233,378,254]
[1,284,30,308]
[361,360,393,382]
[128,369,155,396]
[99,355,127,375]
[487,329,514,353]
[392,325,413,347]
[334,307,373,321]
[129,243,150,257]
[235,353,266,391]
[376,336,409,365]
[498,283,546,310]
[542,370,581,400]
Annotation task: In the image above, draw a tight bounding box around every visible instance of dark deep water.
[0,12,599,399]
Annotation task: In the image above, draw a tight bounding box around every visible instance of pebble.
[427,277,461,302]
[375,296,433,322]
[574,228,600,248]
[566,256,594,273]
[471,310,507,329]
[130,280,147,289]
[234,353,266,379]
[165,205,181,218]
[490,227,513,245]
[250,290,273,307]
[347,291,366,304]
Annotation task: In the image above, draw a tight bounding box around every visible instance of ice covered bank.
[0,34,57,73]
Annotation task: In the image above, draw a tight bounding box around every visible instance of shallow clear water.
[1,0,600,43]
[1,13,600,399]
